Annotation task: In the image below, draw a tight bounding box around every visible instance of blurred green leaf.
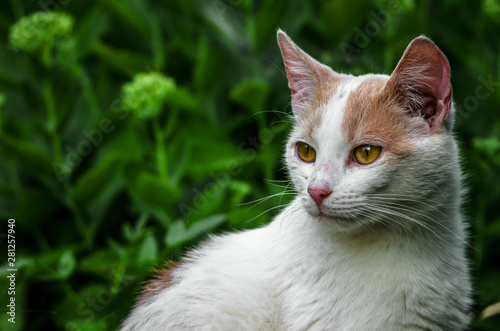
[187,136,249,178]
[94,43,152,76]
[108,238,127,259]
[137,233,158,264]
[101,0,149,36]
[80,249,121,276]
[165,87,202,113]
[53,284,111,331]
[57,250,76,279]
[164,220,185,248]
[74,8,109,59]
[0,135,54,176]
[194,34,224,93]
[474,137,500,164]
[229,180,252,205]
[72,155,121,206]
[133,171,178,212]
[230,81,271,111]
[166,214,226,248]
[187,214,227,238]
[122,223,135,242]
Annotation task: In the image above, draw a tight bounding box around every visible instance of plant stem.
[43,77,63,164]
[152,116,168,184]
[44,71,88,244]
[8,0,23,18]
[150,14,164,70]
[64,181,90,246]
[74,66,101,125]
[42,43,52,68]
[0,106,3,134]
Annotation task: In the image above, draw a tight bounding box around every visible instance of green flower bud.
[9,12,74,52]
[483,0,500,21]
[122,72,177,119]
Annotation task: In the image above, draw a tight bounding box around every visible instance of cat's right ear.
[277,30,337,118]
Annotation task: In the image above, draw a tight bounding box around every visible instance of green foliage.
[0,1,499,330]
[483,0,500,20]
[9,11,74,52]
[122,72,176,119]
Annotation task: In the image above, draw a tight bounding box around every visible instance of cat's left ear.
[387,36,452,133]
[277,30,339,118]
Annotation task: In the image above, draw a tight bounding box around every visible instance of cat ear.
[277,30,337,118]
[387,36,452,133]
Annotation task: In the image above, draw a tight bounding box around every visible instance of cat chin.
[309,207,419,235]
[305,205,363,229]
[302,203,385,234]
[304,203,353,220]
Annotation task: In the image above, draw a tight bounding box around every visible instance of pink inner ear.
[277,30,337,118]
[283,55,316,105]
[387,37,452,133]
[277,31,320,117]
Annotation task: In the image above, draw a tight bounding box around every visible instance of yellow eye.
[296,142,316,163]
[353,145,382,165]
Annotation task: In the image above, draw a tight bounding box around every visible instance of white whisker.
[367,205,458,251]
[236,191,295,207]
[366,199,473,250]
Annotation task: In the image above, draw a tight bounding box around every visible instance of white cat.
[121,30,472,330]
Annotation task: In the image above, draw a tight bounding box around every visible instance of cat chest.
[273,246,436,330]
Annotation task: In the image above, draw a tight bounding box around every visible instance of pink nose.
[307,187,332,206]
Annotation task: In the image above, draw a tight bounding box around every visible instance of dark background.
[0,0,499,330]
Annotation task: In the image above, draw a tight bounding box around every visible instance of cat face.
[278,31,457,233]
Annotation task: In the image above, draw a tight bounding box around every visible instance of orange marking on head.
[299,75,348,138]
[342,77,424,156]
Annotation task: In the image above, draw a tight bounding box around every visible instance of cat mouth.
[312,205,357,222]
[302,195,363,222]
[317,206,330,217]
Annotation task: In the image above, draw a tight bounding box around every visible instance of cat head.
[277,30,458,233]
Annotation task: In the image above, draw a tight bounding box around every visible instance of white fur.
[122,75,471,331]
